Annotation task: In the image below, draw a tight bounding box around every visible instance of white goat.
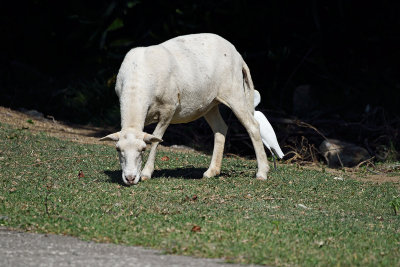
[101,33,282,185]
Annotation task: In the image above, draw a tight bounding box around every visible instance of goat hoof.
[203,172,211,178]
[256,176,268,180]
[141,176,151,181]
[203,169,220,178]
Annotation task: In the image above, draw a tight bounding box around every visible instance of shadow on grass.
[152,167,206,180]
[104,170,125,185]
[104,167,206,184]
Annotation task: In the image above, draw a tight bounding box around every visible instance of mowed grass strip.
[0,123,399,266]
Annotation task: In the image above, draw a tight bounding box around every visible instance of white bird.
[253,90,284,168]
[254,89,262,108]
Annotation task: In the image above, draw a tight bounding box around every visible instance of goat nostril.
[126,175,134,183]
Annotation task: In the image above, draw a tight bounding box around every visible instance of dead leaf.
[161,156,170,161]
[183,195,198,202]
[191,225,201,232]
[9,188,17,192]
[78,170,85,178]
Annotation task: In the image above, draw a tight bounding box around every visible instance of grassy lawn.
[1,122,399,266]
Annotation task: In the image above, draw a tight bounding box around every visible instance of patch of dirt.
[0,106,113,145]
[292,162,400,185]
[0,106,199,153]
[355,173,399,184]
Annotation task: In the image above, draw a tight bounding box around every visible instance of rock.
[319,139,371,168]
[375,145,389,161]
[26,110,44,118]
[20,108,44,119]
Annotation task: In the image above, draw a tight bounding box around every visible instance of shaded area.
[104,167,207,183]
[104,170,124,185]
[153,167,207,180]
[1,1,399,162]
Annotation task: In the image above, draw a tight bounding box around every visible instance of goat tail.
[242,61,257,110]
[242,62,261,108]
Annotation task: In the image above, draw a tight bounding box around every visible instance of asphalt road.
[0,227,258,267]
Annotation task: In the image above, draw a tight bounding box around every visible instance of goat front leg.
[141,110,174,181]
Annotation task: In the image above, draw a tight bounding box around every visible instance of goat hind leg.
[203,105,228,178]
[224,98,270,180]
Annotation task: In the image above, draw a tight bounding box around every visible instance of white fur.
[101,33,272,185]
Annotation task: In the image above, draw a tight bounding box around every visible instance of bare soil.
[296,162,400,185]
[0,106,198,153]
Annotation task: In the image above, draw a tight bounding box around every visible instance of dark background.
[1,0,399,161]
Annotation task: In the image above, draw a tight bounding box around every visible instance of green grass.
[0,123,399,266]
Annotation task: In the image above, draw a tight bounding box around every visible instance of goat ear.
[143,133,163,143]
[100,132,120,141]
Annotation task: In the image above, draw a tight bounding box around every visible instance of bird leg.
[272,155,277,170]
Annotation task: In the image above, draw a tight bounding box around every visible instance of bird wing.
[254,111,284,159]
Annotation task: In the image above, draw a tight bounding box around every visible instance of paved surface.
[0,227,255,267]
